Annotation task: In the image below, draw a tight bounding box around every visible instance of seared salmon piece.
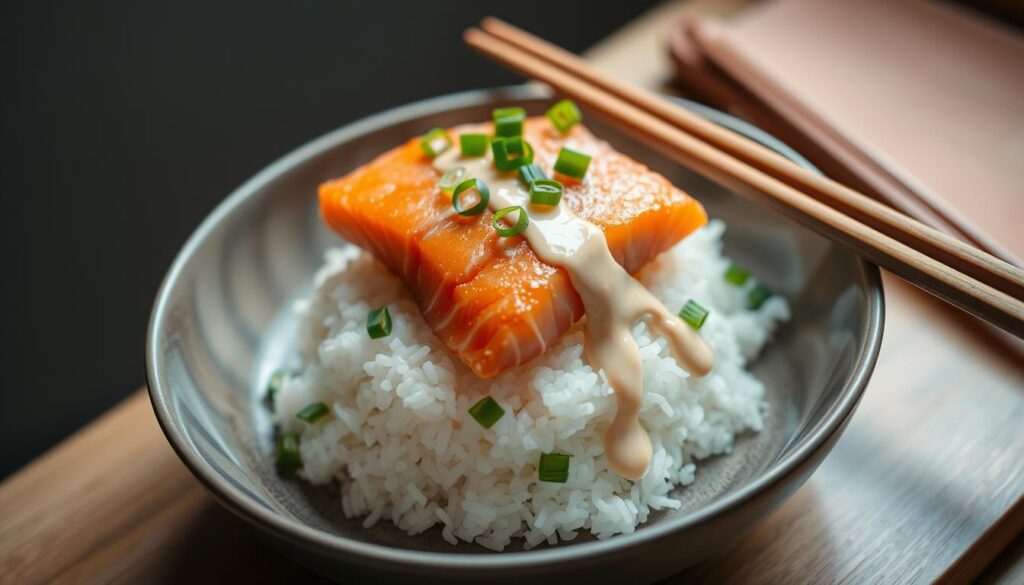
[319,117,707,378]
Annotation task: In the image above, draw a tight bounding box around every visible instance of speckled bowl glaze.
[146,86,883,583]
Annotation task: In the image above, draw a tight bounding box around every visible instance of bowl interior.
[148,87,879,556]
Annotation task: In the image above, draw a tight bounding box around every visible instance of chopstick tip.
[463,27,484,44]
[481,16,514,33]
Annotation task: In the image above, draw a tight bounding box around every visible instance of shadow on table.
[665,482,834,583]
[153,500,331,584]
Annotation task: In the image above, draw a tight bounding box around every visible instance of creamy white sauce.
[434,144,713,480]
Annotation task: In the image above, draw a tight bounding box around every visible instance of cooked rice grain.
[273,220,789,550]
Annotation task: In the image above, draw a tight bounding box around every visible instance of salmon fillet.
[319,117,707,378]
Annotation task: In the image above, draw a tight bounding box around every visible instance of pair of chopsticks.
[464,18,1024,338]
[669,16,1022,268]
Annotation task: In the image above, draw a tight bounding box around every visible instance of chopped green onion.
[553,147,591,181]
[460,133,489,157]
[494,114,524,138]
[367,306,392,339]
[724,263,751,286]
[296,402,330,424]
[468,396,505,429]
[493,106,526,120]
[529,179,563,206]
[419,128,451,158]
[545,99,582,133]
[493,107,526,137]
[452,178,490,215]
[439,167,466,194]
[266,369,287,402]
[276,432,301,469]
[538,452,571,483]
[491,137,534,171]
[518,163,547,186]
[492,206,529,238]
[679,300,709,330]
[747,284,772,310]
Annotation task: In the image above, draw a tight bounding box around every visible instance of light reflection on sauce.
[435,140,713,480]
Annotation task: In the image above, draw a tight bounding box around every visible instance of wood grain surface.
[1,1,1023,583]
[0,392,325,584]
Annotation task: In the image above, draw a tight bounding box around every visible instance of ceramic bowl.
[147,86,883,583]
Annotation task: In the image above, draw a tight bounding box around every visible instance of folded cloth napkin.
[670,0,1024,259]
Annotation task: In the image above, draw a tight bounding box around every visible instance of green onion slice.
[420,128,451,158]
[518,163,547,186]
[366,306,392,339]
[491,137,534,171]
[460,133,489,157]
[296,402,330,424]
[724,263,751,286]
[492,206,529,238]
[747,284,772,310]
[529,179,563,206]
[553,147,591,181]
[492,106,526,121]
[493,106,526,138]
[452,178,490,215]
[439,167,466,193]
[494,115,524,138]
[679,300,709,330]
[266,369,287,402]
[468,396,505,429]
[277,432,302,469]
[545,99,582,132]
[538,452,571,483]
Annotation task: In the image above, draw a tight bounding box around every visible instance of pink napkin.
[721,0,1024,256]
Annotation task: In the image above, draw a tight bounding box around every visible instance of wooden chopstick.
[684,17,1023,269]
[463,25,1024,338]
[476,18,1024,303]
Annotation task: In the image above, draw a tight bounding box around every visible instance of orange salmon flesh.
[319,117,707,378]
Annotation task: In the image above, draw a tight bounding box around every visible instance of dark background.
[0,1,663,478]
[1,0,1017,479]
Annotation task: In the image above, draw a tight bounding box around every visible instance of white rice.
[273,220,789,550]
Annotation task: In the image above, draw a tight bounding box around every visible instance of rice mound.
[273,220,789,551]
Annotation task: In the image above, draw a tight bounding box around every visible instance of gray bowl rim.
[146,85,884,571]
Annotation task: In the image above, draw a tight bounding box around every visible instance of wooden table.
[2,2,1023,583]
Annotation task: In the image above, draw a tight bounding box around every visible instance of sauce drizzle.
[435,138,713,480]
